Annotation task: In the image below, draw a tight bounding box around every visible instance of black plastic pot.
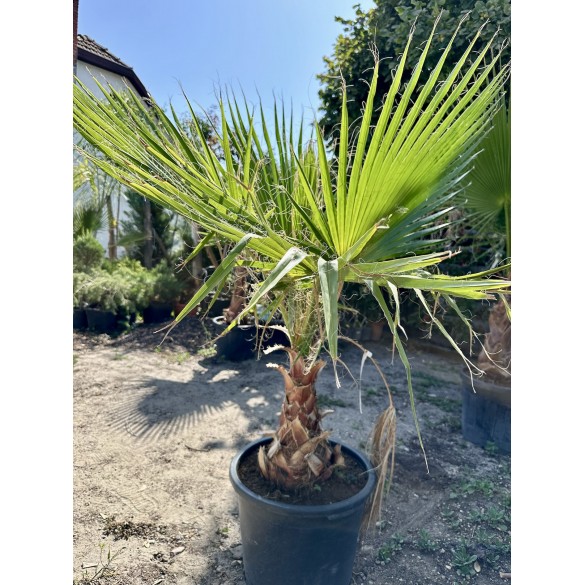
[230,437,376,585]
[204,297,230,318]
[73,308,88,330]
[143,302,174,324]
[116,310,137,332]
[211,316,290,361]
[214,321,257,361]
[85,308,118,333]
[460,371,511,454]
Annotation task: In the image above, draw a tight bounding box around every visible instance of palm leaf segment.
[459,103,511,262]
[74,18,511,487]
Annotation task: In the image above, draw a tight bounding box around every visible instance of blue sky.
[78,0,375,122]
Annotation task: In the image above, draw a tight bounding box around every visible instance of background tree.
[74,138,126,259]
[73,159,106,239]
[118,189,177,268]
[318,0,510,143]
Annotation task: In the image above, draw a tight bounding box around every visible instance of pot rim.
[460,367,511,407]
[230,436,376,517]
[211,315,256,330]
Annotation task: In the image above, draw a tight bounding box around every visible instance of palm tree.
[74,18,511,514]
[457,104,511,382]
[73,156,106,239]
[74,140,124,259]
[118,188,177,267]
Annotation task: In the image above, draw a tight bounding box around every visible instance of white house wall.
[76,62,140,99]
[74,62,140,257]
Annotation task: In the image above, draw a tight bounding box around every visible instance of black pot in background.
[211,316,290,361]
[85,308,118,333]
[204,297,230,318]
[115,308,137,331]
[229,437,376,585]
[460,370,511,454]
[73,308,88,330]
[143,302,174,324]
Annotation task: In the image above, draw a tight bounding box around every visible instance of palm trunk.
[224,265,247,323]
[258,349,344,489]
[105,195,117,261]
[143,198,154,268]
[190,222,204,289]
[477,297,511,383]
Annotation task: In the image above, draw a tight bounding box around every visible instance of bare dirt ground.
[73,317,511,585]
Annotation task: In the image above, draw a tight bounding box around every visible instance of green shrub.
[74,259,186,315]
[112,259,153,311]
[73,233,105,272]
[81,270,133,314]
[73,271,93,308]
[150,263,185,304]
[76,260,153,314]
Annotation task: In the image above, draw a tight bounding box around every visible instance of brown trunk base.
[240,443,367,505]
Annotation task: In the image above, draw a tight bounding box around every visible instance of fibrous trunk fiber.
[258,349,344,489]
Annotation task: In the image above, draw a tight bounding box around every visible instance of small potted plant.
[73,271,92,329]
[74,20,510,585]
[79,260,149,333]
[142,263,185,324]
[73,232,104,273]
[113,259,153,326]
[81,270,131,333]
[73,233,105,329]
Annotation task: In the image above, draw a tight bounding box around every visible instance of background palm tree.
[118,188,177,267]
[457,104,511,382]
[74,140,124,259]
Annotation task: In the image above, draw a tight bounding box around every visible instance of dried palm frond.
[339,335,397,531]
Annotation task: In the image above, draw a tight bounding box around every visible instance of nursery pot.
[173,301,199,318]
[143,302,174,324]
[73,308,88,330]
[229,437,376,585]
[369,319,385,342]
[460,370,511,454]
[203,296,230,318]
[211,316,257,361]
[211,316,290,361]
[85,308,118,333]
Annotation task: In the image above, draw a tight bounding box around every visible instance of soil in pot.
[230,437,376,585]
[237,441,368,505]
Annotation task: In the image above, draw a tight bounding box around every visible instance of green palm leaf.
[460,104,511,259]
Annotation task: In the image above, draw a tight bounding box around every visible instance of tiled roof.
[76,34,149,98]
[77,35,131,69]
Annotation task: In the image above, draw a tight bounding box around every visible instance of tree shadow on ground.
[106,348,288,446]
